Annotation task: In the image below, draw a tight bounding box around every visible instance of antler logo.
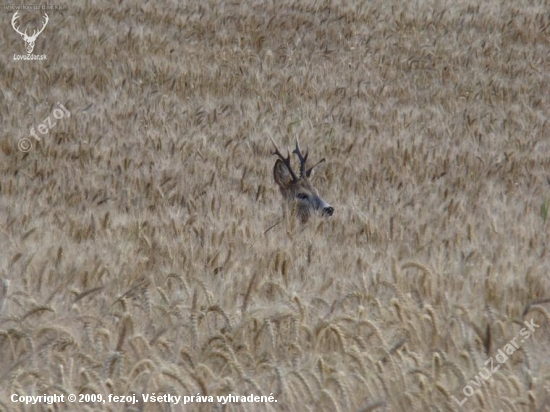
[11,11,49,54]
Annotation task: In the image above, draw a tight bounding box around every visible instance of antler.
[29,13,48,40]
[295,137,326,177]
[269,136,298,181]
[11,12,48,40]
[292,138,309,178]
[11,11,26,37]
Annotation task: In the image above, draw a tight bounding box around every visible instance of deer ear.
[306,158,326,178]
[274,159,293,188]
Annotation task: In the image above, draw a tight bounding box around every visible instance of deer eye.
[296,193,309,200]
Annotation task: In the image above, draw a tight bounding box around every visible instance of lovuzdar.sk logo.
[11,11,49,60]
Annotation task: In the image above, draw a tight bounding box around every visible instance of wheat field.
[1,1,550,411]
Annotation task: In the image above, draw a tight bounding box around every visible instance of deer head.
[12,11,49,54]
[270,137,334,223]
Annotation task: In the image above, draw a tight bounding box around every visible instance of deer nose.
[322,206,334,217]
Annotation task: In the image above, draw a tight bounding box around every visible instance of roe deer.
[270,137,334,223]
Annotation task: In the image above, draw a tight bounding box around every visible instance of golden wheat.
[1,0,550,411]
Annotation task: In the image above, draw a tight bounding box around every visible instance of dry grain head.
[270,137,334,223]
